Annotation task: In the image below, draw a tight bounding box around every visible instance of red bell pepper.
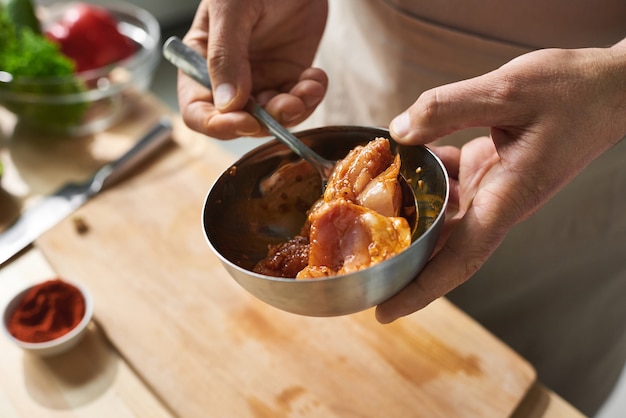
[45,3,136,73]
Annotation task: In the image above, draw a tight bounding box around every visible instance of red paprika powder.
[7,279,86,343]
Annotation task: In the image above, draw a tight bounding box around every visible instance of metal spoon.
[162,36,335,184]
[162,36,418,231]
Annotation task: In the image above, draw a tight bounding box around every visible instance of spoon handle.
[247,101,335,178]
[162,36,213,89]
[162,36,335,181]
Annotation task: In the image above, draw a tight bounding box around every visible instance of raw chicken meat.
[324,138,403,217]
[253,137,411,278]
[296,199,411,278]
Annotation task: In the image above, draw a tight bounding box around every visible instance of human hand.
[178,0,329,139]
[376,40,626,323]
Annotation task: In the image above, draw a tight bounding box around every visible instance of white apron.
[299,0,626,414]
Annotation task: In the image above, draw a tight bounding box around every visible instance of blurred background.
[135,2,626,417]
[137,0,194,111]
[125,0,197,29]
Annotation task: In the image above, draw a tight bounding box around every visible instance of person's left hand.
[375,40,626,323]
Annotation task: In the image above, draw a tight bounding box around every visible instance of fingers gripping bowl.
[203,126,449,317]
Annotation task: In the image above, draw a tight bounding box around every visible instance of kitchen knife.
[0,117,173,266]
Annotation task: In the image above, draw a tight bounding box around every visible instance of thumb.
[206,1,255,112]
[389,73,518,145]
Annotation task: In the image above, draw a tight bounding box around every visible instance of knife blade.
[0,117,173,266]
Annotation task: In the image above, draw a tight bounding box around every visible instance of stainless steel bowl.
[202,126,449,316]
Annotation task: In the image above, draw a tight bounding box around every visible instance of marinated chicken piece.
[254,137,411,278]
[259,159,319,197]
[297,199,411,279]
[253,234,310,278]
[324,137,402,217]
[355,154,402,217]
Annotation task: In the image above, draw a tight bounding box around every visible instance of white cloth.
[299,0,626,414]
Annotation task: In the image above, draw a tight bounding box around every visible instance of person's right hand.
[178,0,329,139]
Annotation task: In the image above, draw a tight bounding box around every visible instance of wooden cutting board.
[34,113,536,417]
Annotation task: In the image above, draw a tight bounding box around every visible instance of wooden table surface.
[0,93,586,418]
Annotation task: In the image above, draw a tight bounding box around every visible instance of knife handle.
[91,117,173,193]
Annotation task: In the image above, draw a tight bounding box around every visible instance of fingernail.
[390,111,410,139]
[374,308,396,324]
[236,122,262,136]
[282,112,301,123]
[236,127,261,136]
[214,83,236,109]
[302,94,322,109]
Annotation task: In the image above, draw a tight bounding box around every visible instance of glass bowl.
[0,0,161,136]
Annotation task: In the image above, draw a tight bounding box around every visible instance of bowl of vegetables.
[0,0,161,136]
